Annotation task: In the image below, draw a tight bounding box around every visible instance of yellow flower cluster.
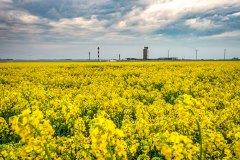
[0,61,240,159]
[159,131,199,159]
[4,109,56,159]
[90,113,127,159]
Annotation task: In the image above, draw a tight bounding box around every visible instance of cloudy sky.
[0,0,240,60]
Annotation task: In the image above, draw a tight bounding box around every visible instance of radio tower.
[98,47,100,61]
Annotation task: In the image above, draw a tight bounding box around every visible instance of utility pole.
[196,49,198,60]
[119,54,121,61]
[89,52,90,61]
[224,49,226,60]
[168,49,170,59]
[97,47,100,61]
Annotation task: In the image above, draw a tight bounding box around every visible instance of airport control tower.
[143,47,148,60]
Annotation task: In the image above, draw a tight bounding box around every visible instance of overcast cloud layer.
[0,0,240,59]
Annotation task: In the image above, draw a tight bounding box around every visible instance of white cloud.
[49,16,108,37]
[231,12,240,17]
[114,0,240,32]
[202,30,240,39]
[0,0,13,9]
[94,32,135,41]
[18,14,40,23]
[0,10,43,24]
[1,0,12,3]
[222,11,240,20]
[1,0,240,43]
[0,9,49,42]
[185,18,219,30]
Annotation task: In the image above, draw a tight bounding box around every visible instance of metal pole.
[119,54,120,61]
[98,47,100,61]
[89,52,90,61]
[168,49,169,59]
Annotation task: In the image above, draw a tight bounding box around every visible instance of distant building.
[143,47,148,60]
[157,57,178,60]
[126,58,139,61]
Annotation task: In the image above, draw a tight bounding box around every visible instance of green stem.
[29,122,51,160]
[0,153,6,160]
[43,143,51,160]
[188,109,203,160]
[29,123,41,136]
[196,120,202,160]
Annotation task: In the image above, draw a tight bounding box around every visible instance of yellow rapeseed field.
[0,61,240,159]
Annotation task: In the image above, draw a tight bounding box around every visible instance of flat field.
[0,62,240,159]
